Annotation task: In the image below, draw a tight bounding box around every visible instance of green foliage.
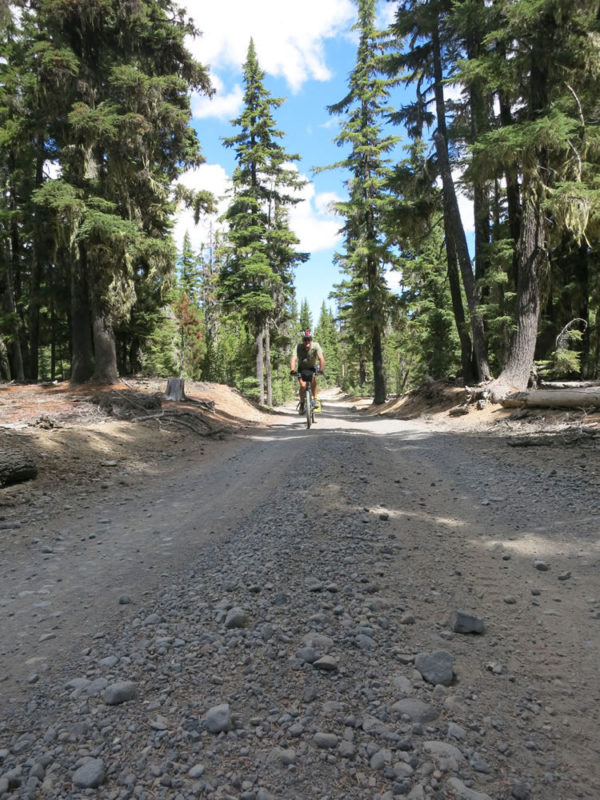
[140,308,178,377]
[219,39,306,403]
[320,0,401,403]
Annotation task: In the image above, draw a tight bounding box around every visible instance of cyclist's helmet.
[302,329,312,341]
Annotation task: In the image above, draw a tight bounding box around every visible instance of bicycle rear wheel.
[305,388,312,429]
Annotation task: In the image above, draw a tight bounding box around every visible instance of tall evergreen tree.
[219,39,307,405]
[321,0,400,404]
[386,0,491,383]
[298,299,313,333]
[18,0,212,384]
[314,302,342,386]
[465,0,600,392]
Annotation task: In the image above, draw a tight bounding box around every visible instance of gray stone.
[72,759,105,789]
[313,732,339,749]
[313,655,338,672]
[445,777,493,800]
[454,610,485,635]
[415,650,454,686]
[103,680,137,705]
[392,698,439,723]
[205,703,231,733]
[423,741,465,771]
[224,606,249,628]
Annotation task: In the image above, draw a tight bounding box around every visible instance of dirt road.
[0,386,599,799]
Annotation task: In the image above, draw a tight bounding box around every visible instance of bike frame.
[295,369,318,429]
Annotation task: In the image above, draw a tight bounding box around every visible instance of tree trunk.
[165,377,186,401]
[1,255,25,382]
[500,388,600,408]
[432,21,490,383]
[70,246,94,384]
[265,324,273,407]
[27,138,47,382]
[494,189,547,394]
[372,323,386,404]
[0,336,11,380]
[91,310,119,384]
[255,327,265,405]
[444,201,473,381]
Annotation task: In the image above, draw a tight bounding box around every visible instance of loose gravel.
[1,399,599,800]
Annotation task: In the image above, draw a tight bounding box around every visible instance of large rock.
[415,650,454,686]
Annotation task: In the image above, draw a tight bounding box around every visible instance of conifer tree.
[314,303,342,386]
[386,0,491,383]
[219,39,307,405]
[464,0,600,391]
[21,0,212,384]
[298,299,313,334]
[320,0,400,404]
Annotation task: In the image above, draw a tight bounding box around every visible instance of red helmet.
[302,330,312,341]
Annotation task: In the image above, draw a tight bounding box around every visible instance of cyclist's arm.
[290,353,298,372]
[318,353,325,372]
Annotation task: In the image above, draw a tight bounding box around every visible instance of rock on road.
[0,390,599,799]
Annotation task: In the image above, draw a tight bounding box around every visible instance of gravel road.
[0,391,599,800]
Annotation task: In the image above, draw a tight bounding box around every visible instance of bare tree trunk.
[91,310,118,384]
[432,21,490,383]
[255,327,265,405]
[372,323,386,404]
[0,335,11,380]
[1,250,25,382]
[494,189,547,394]
[28,137,47,382]
[265,324,273,407]
[70,248,94,385]
[444,200,474,382]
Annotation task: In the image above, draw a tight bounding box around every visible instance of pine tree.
[314,303,342,386]
[320,0,401,403]
[298,299,313,333]
[23,0,212,384]
[219,39,307,405]
[465,0,600,392]
[386,0,491,383]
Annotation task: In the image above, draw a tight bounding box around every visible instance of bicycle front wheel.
[305,388,312,429]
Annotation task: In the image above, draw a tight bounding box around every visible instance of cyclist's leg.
[298,376,306,411]
[311,374,319,406]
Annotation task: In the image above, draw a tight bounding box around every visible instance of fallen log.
[0,455,38,487]
[500,389,600,409]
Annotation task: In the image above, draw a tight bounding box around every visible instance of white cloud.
[288,182,343,253]
[192,74,243,121]
[378,2,397,28]
[172,164,232,253]
[181,0,355,94]
[457,190,474,234]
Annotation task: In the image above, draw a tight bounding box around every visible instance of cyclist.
[290,329,325,414]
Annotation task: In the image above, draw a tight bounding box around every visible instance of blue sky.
[173,1,472,325]
[171,0,399,324]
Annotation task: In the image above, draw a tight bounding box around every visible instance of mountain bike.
[292,368,323,429]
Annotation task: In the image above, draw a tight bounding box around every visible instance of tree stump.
[165,378,186,402]
[0,455,38,487]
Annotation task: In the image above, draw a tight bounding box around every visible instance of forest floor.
[0,378,599,800]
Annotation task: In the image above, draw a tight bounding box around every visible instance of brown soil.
[0,378,270,505]
[2,377,599,505]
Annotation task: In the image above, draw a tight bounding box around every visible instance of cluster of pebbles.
[0,430,592,800]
